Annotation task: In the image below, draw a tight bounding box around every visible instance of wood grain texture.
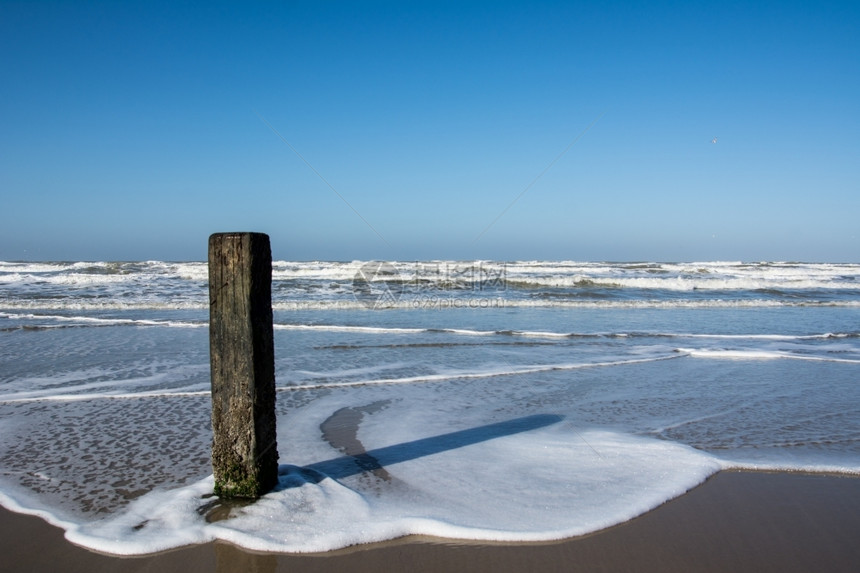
[208,232,278,499]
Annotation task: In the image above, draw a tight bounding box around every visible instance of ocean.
[0,260,858,554]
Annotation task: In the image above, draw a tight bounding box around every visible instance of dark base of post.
[208,232,278,499]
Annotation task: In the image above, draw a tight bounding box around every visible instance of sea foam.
[54,423,723,555]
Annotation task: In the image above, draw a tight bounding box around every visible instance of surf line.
[279,353,684,391]
[0,389,212,405]
[0,355,686,404]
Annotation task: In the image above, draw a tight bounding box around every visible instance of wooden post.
[208,232,278,498]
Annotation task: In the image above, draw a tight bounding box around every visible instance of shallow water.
[1,260,858,553]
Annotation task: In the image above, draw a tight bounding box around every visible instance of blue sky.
[2,1,858,262]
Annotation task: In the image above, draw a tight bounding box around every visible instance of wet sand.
[1,470,859,573]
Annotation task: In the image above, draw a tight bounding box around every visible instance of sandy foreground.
[1,470,858,573]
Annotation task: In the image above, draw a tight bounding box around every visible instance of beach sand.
[1,470,859,572]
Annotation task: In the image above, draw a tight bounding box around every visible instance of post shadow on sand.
[202,414,563,521]
[283,413,564,487]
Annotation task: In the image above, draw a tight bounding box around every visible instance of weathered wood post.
[208,232,278,498]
